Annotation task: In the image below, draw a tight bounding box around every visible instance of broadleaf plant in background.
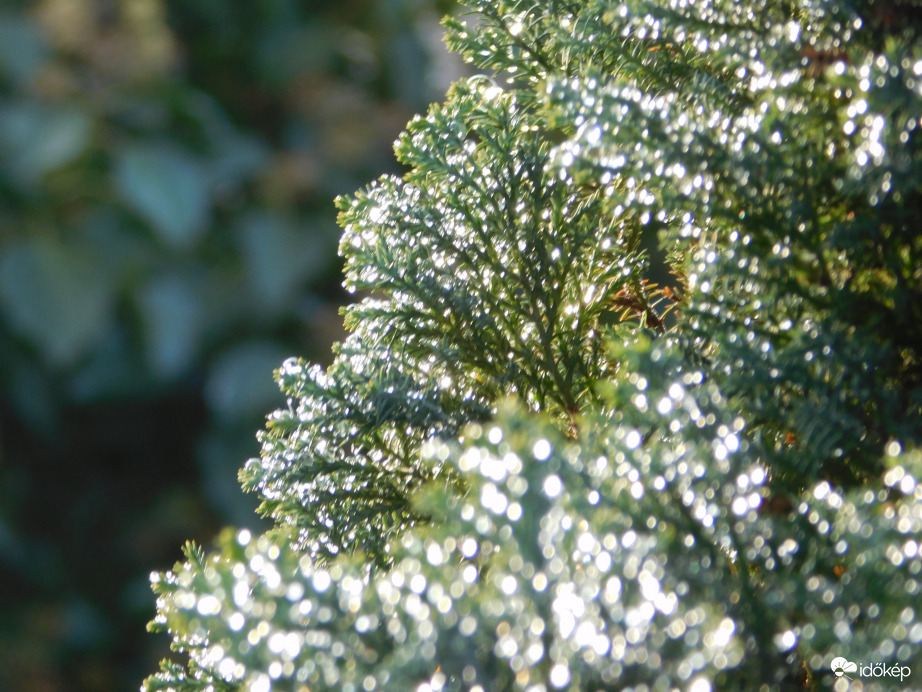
[146,0,922,690]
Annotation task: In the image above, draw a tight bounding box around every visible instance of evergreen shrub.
[145,1,922,689]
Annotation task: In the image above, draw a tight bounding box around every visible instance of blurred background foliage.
[0,0,458,689]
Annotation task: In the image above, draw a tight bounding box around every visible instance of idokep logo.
[831,656,912,682]
[831,657,857,678]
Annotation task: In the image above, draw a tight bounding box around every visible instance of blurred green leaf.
[205,341,287,423]
[178,91,269,189]
[0,14,48,86]
[255,22,333,86]
[0,102,90,184]
[136,274,204,377]
[79,210,156,285]
[0,237,112,366]
[3,357,57,430]
[208,133,267,191]
[236,211,330,308]
[68,326,149,402]
[114,145,210,249]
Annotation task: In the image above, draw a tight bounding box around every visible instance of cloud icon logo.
[831,657,858,678]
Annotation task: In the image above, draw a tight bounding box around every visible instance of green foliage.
[150,400,922,690]
[0,1,452,689]
[147,0,922,690]
[243,75,650,564]
[0,0,429,405]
